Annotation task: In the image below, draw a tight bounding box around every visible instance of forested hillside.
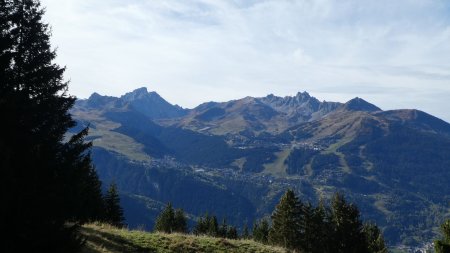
[71,87,450,248]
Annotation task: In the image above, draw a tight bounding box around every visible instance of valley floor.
[80,223,285,253]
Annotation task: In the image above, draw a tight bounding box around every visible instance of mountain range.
[71,87,450,248]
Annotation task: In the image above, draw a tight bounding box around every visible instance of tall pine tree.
[1,0,104,252]
[268,189,304,250]
[300,202,333,253]
[155,202,175,233]
[218,218,228,238]
[330,193,368,253]
[154,203,188,234]
[208,215,219,237]
[104,182,125,228]
[193,213,210,235]
[173,208,188,233]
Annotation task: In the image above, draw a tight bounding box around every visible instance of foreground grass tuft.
[81,223,285,253]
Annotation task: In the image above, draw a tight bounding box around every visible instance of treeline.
[154,203,241,239]
[154,189,387,253]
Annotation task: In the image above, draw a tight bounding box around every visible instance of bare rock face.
[77,87,188,119]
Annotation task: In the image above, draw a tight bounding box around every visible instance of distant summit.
[121,87,150,100]
[259,92,340,118]
[261,91,320,111]
[78,87,188,119]
[174,92,342,135]
[85,92,117,108]
[120,87,187,119]
[341,97,381,112]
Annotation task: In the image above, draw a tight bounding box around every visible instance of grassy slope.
[81,223,285,253]
[262,148,290,178]
[72,109,151,162]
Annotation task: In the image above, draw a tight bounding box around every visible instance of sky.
[41,0,450,122]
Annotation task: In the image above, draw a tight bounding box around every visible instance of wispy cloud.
[41,0,450,122]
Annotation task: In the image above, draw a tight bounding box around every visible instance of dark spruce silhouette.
[1,1,104,252]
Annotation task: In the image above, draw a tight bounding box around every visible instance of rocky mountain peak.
[121,87,151,101]
[259,92,323,115]
[342,97,381,112]
[88,92,102,99]
[294,91,311,100]
[118,87,187,119]
[84,92,118,108]
[261,91,315,106]
[78,87,187,119]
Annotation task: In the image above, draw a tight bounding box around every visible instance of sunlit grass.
[81,223,286,253]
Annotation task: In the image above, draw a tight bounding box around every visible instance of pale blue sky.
[41,0,450,122]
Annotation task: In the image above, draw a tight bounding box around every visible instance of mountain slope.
[282,108,450,244]
[71,88,450,248]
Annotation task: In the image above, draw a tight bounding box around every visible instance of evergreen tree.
[227,226,238,239]
[193,213,209,235]
[208,215,219,237]
[193,217,204,235]
[330,193,368,253]
[173,208,188,233]
[242,222,250,239]
[1,0,103,251]
[104,183,125,228]
[218,218,228,238]
[192,213,224,237]
[155,202,175,233]
[435,219,450,253]
[363,223,387,253]
[63,128,105,222]
[253,219,270,244]
[268,189,304,250]
[300,202,332,253]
